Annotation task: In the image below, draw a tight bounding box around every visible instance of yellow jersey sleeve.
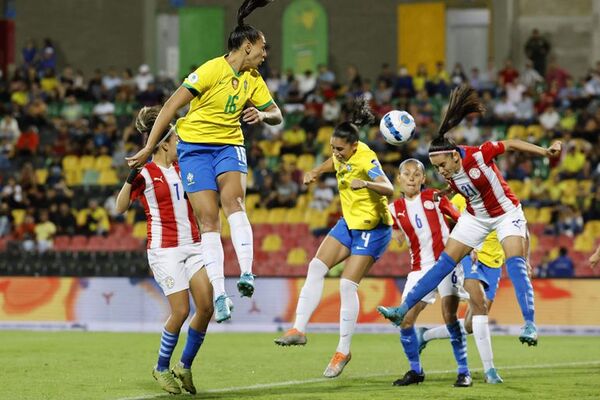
[182,61,219,97]
[451,194,504,268]
[249,74,274,111]
[334,142,393,230]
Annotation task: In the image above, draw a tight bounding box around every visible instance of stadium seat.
[62,155,79,171]
[252,208,269,224]
[267,208,287,224]
[281,153,298,165]
[82,169,100,185]
[537,208,553,224]
[79,155,95,170]
[11,209,26,225]
[526,125,543,140]
[297,154,315,170]
[53,235,70,251]
[584,221,600,238]
[246,194,260,210]
[574,234,594,252]
[94,155,113,170]
[98,169,119,185]
[284,208,304,223]
[507,125,526,140]
[523,207,538,223]
[287,247,307,265]
[132,222,147,239]
[316,126,334,144]
[261,234,282,252]
[65,169,83,186]
[70,235,89,251]
[35,168,48,185]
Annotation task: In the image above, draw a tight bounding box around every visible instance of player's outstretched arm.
[126,87,194,168]
[303,157,334,185]
[350,175,394,196]
[115,169,140,214]
[589,245,600,269]
[242,103,282,125]
[503,139,562,158]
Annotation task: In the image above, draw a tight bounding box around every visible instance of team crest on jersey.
[232,78,239,90]
[423,200,435,210]
[344,163,351,172]
[468,168,481,179]
[187,73,198,84]
[186,172,195,186]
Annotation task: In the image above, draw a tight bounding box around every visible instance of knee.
[171,305,190,324]
[199,214,220,232]
[222,195,244,215]
[198,302,214,319]
[471,300,488,316]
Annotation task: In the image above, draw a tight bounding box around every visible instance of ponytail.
[429,85,485,154]
[228,0,273,50]
[333,97,374,144]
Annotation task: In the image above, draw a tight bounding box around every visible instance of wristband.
[126,168,140,184]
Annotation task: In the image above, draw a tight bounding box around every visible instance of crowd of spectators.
[1,36,599,262]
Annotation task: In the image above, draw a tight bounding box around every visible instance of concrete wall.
[13,0,598,79]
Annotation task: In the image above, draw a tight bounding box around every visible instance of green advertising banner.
[179,7,225,80]
[282,0,328,74]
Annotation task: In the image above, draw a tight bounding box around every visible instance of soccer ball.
[379,110,416,145]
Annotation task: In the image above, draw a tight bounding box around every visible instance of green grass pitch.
[2,331,599,399]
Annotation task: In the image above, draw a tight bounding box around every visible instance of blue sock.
[400,327,422,373]
[402,252,457,309]
[506,256,535,324]
[446,321,469,375]
[180,327,206,369]
[157,328,179,371]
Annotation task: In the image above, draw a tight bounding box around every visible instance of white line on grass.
[115,360,600,400]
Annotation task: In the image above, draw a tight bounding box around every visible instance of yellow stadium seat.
[258,140,282,157]
[296,194,309,210]
[584,221,600,238]
[65,169,82,186]
[305,209,328,229]
[11,209,26,225]
[98,169,119,185]
[62,155,79,171]
[35,168,48,185]
[529,233,538,252]
[245,194,260,210]
[316,126,334,144]
[287,247,307,265]
[523,207,538,223]
[267,208,287,224]
[126,209,136,225]
[297,154,315,171]
[133,221,147,239]
[574,234,594,252]
[526,125,543,140]
[507,125,526,140]
[282,154,298,165]
[79,155,95,170]
[537,207,553,224]
[285,208,304,223]
[252,208,269,224]
[76,209,88,226]
[261,234,282,252]
[507,180,524,198]
[94,155,113,170]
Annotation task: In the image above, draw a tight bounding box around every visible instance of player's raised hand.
[350,179,367,190]
[242,107,264,125]
[126,146,153,169]
[546,141,562,158]
[303,170,319,185]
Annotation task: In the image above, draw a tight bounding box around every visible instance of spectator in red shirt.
[498,60,519,87]
[546,60,571,90]
[15,126,40,157]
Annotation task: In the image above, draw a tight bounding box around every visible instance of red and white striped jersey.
[388,189,460,271]
[446,141,519,218]
[130,162,200,249]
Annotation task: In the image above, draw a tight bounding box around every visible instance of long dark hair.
[333,97,375,144]
[429,85,485,153]
[227,0,273,51]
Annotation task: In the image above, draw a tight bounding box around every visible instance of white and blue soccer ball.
[379,110,416,145]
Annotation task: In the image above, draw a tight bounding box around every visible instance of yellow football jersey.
[332,142,393,230]
[451,194,504,268]
[176,56,274,145]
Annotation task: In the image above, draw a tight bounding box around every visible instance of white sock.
[336,278,359,355]
[227,211,253,275]
[423,319,465,342]
[292,258,329,333]
[201,231,226,301]
[472,315,495,371]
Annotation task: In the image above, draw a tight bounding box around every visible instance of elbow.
[383,186,394,197]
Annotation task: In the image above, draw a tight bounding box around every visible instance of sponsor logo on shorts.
[423,200,435,210]
[468,168,481,179]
